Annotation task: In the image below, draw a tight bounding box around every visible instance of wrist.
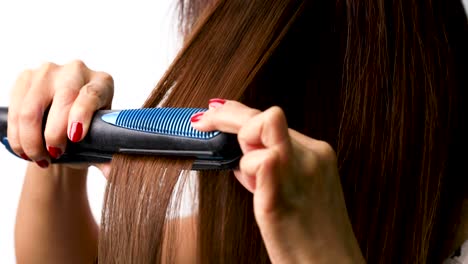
[25,163,89,195]
[290,229,364,264]
[257,211,365,264]
[300,218,365,263]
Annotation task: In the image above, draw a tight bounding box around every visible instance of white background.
[0,1,179,262]
[0,1,467,263]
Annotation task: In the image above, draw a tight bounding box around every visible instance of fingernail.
[20,153,31,161]
[48,146,62,159]
[69,122,83,142]
[190,112,204,122]
[36,160,49,168]
[209,98,226,109]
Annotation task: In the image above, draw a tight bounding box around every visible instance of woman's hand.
[11,61,113,263]
[8,60,113,173]
[191,99,365,264]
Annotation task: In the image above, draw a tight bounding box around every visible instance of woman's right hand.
[8,60,114,171]
[12,60,112,263]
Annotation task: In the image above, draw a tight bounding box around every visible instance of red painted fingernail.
[48,146,62,159]
[36,160,49,168]
[190,112,204,122]
[20,153,31,161]
[69,122,83,142]
[209,98,226,109]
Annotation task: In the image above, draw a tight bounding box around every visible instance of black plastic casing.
[0,107,241,170]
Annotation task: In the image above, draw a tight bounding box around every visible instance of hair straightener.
[0,107,241,170]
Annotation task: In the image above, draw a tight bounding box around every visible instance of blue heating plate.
[101,108,220,139]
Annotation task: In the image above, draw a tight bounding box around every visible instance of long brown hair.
[99,0,468,263]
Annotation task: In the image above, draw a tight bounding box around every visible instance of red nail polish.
[48,146,62,159]
[36,160,49,168]
[209,98,226,109]
[69,122,83,142]
[20,153,31,161]
[190,112,204,122]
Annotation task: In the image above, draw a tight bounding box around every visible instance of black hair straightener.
[0,107,241,170]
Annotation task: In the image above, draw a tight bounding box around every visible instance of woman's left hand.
[191,99,365,264]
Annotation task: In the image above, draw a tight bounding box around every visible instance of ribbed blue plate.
[111,108,219,139]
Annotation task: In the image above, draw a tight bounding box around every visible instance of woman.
[11,0,468,263]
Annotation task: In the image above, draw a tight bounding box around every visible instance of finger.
[94,163,111,179]
[288,129,321,149]
[43,61,90,158]
[67,71,114,142]
[191,100,260,134]
[237,106,290,154]
[8,70,33,160]
[233,170,255,193]
[238,148,282,196]
[288,129,337,166]
[18,63,58,167]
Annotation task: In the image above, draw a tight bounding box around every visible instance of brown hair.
[98,0,468,263]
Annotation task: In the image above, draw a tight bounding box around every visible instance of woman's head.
[99,0,468,263]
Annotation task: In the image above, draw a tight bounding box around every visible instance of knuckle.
[19,107,41,124]
[315,141,337,163]
[68,60,88,71]
[82,83,104,100]
[249,108,262,117]
[270,105,284,114]
[266,106,286,126]
[38,62,58,73]
[32,63,58,87]
[97,72,114,85]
